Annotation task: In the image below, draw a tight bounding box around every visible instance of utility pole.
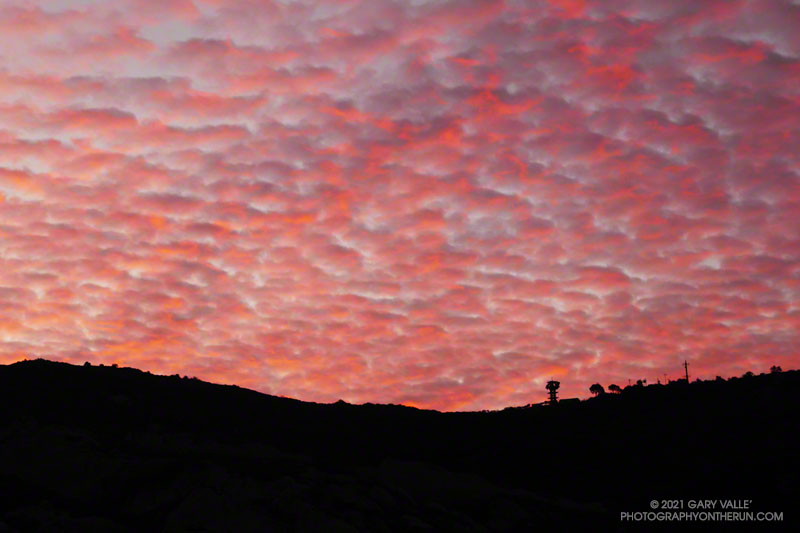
[684,360,689,382]
[664,373,668,384]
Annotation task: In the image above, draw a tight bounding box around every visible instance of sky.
[0,0,798,411]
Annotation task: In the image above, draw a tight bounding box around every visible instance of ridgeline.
[1,359,795,531]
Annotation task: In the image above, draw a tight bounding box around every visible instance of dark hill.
[1,359,796,531]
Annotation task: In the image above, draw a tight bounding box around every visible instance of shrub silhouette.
[589,383,605,396]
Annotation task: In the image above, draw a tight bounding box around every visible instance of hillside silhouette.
[1,359,795,531]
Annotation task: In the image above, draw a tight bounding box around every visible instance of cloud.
[0,0,798,410]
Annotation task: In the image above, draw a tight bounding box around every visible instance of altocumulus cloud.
[0,0,799,410]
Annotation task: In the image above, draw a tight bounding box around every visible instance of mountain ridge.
[1,358,795,531]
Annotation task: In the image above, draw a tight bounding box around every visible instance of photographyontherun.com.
[621,500,783,522]
[621,511,783,522]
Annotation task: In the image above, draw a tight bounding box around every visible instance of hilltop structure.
[545,380,560,405]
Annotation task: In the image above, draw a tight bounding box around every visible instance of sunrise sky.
[1,0,798,410]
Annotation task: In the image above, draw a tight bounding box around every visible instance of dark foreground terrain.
[0,359,796,531]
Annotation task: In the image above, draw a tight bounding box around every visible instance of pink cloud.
[1,0,799,410]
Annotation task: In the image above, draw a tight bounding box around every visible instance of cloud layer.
[1,0,799,410]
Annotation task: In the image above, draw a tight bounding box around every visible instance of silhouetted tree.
[589,383,605,396]
[608,384,621,394]
[770,365,783,373]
